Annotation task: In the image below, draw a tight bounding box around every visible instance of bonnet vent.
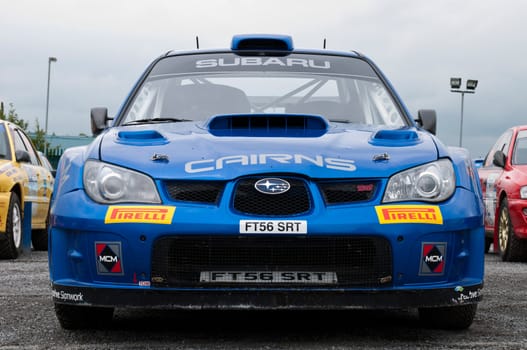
[207,114,328,137]
[116,130,168,145]
[370,129,420,146]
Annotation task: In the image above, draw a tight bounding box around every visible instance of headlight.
[83,160,161,204]
[383,159,455,203]
[520,186,527,199]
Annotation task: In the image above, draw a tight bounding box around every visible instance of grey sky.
[1,0,525,158]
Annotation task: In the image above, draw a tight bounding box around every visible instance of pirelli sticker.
[375,205,443,225]
[105,206,176,224]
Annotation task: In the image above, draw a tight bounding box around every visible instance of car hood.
[98,121,439,180]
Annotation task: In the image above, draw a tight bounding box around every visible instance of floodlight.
[466,79,478,90]
[450,77,462,89]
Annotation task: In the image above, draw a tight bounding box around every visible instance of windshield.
[121,53,407,127]
[513,130,527,165]
[0,124,9,159]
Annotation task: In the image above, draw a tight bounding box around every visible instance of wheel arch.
[11,183,24,217]
[493,189,509,236]
[0,183,23,233]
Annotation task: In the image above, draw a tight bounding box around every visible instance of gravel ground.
[1,251,526,349]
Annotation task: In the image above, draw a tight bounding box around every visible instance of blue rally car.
[49,34,484,329]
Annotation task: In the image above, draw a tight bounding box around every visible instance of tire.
[31,229,48,251]
[0,192,23,259]
[498,198,527,262]
[484,237,493,254]
[419,304,477,330]
[54,303,114,330]
[32,208,49,251]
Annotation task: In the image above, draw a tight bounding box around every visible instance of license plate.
[239,220,307,234]
[200,271,337,284]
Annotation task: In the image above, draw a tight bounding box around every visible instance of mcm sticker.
[95,242,124,275]
[419,243,446,276]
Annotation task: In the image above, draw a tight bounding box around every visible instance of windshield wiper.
[122,117,193,126]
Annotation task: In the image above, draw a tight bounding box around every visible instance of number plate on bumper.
[200,271,337,284]
[239,220,307,234]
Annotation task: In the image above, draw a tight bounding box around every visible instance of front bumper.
[49,187,485,310]
[51,282,483,309]
[506,197,527,239]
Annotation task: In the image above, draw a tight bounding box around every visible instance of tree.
[32,119,51,152]
[0,102,28,130]
[1,101,52,152]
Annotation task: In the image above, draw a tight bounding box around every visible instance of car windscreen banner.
[150,53,378,78]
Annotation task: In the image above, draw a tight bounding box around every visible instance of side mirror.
[15,150,31,163]
[416,109,437,135]
[91,107,110,136]
[493,150,507,168]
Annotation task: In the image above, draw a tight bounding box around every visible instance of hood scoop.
[116,130,168,145]
[207,114,328,137]
[370,129,421,147]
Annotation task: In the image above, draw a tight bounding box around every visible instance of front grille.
[164,181,225,204]
[233,177,310,216]
[163,178,377,207]
[318,181,377,204]
[151,235,392,288]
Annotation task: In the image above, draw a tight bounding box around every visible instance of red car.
[478,125,527,261]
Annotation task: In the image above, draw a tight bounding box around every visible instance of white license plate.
[200,271,337,284]
[239,220,307,234]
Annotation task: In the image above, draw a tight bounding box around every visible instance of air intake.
[231,34,294,52]
[116,130,168,145]
[207,114,328,137]
[369,129,421,146]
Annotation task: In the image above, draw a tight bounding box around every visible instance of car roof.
[163,34,363,59]
[0,119,22,128]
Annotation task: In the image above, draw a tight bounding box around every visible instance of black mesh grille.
[318,181,377,204]
[151,235,393,288]
[233,177,310,216]
[208,115,327,137]
[164,181,225,204]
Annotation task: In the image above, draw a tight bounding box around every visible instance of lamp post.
[450,77,478,147]
[45,56,57,156]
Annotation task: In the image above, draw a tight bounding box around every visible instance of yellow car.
[0,120,54,259]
